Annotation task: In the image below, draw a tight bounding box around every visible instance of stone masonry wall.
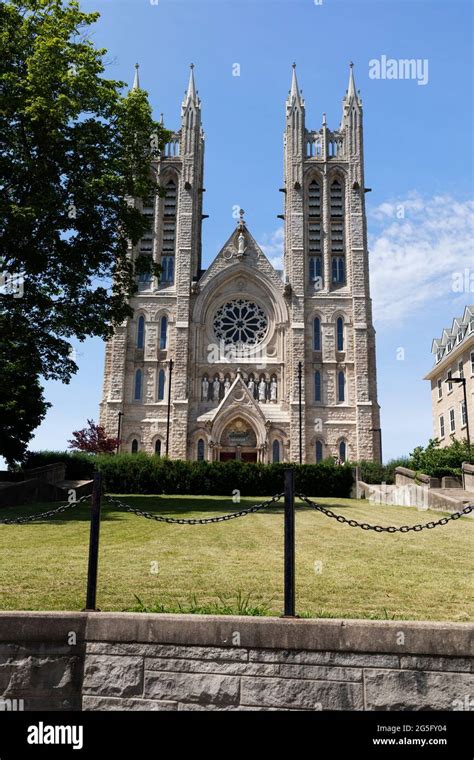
[0,613,472,711]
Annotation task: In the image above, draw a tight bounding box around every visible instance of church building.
[99,63,381,464]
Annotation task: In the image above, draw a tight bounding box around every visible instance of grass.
[0,494,472,621]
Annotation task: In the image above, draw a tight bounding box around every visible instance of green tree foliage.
[409,438,471,479]
[0,0,170,462]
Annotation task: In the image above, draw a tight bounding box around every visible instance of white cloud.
[259,226,284,270]
[368,193,474,324]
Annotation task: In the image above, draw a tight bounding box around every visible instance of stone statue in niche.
[212,376,221,402]
[270,377,277,402]
[258,378,267,403]
[201,376,209,401]
[247,376,255,396]
[224,377,231,394]
[237,231,246,257]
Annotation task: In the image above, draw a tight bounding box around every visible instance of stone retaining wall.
[0,612,472,711]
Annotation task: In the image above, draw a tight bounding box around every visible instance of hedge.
[21,451,354,497]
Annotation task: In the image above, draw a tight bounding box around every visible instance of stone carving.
[270,377,277,402]
[212,376,221,401]
[247,377,255,396]
[224,377,231,394]
[258,378,267,403]
[201,376,209,401]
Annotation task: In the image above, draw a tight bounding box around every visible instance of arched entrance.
[219,417,258,462]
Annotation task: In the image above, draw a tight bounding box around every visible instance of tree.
[0,0,170,462]
[68,418,118,454]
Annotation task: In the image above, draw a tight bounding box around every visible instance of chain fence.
[0,492,92,525]
[104,492,284,524]
[296,493,474,532]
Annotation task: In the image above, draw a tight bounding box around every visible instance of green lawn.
[0,494,472,621]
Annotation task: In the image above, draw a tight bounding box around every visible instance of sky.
[27,0,474,462]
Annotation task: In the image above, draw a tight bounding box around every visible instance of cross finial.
[238,208,246,227]
[349,61,354,68]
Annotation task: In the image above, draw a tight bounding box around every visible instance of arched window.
[131,439,138,454]
[313,317,321,351]
[136,316,145,349]
[157,369,166,401]
[134,369,142,401]
[272,439,280,463]
[339,440,347,463]
[308,179,322,286]
[155,439,161,456]
[197,438,205,461]
[159,315,168,350]
[336,317,344,351]
[330,178,345,286]
[314,371,322,402]
[337,370,345,402]
[315,440,323,463]
[161,179,176,285]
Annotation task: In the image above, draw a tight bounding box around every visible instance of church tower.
[100,65,204,457]
[284,63,381,462]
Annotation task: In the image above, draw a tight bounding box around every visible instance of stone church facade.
[100,64,381,464]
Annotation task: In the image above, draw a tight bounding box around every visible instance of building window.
[197,438,205,461]
[439,415,445,438]
[157,369,166,401]
[332,256,345,284]
[308,179,323,287]
[449,408,455,433]
[447,370,452,392]
[336,317,344,351]
[315,440,323,463]
[136,316,145,349]
[309,256,322,286]
[131,439,138,454]
[159,315,168,350]
[272,439,280,463]
[134,369,142,401]
[471,351,474,375]
[155,439,161,456]
[313,317,321,351]
[337,370,345,402]
[138,262,152,285]
[339,440,347,463]
[458,360,464,379]
[160,179,176,285]
[461,400,467,427]
[161,256,174,284]
[314,371,322,402]
[437,379,442,400]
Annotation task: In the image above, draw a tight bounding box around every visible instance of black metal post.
[85,471,102,611]
[116,411,123,454]
[165,359,174,456]
[298,362,303,465]
[283,468,296,617]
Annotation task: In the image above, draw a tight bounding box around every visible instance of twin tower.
[100,64,381,464]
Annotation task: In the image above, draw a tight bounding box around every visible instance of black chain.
[296,493,474,532]
[104,492,284,524]
[0,492,91,525]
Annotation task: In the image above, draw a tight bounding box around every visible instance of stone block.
[144,671,240,706]
[0,655,81,697]
[240,676,363,710]
[364,669,474,710]
[82,655,143,697]
[83,696,177,711]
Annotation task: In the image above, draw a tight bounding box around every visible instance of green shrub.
[358,457,410,485]
[92,453,354,497]
[408,439,470,480]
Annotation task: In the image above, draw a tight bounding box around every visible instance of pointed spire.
[288,62,303,107]
[347,61,356,98]
[132,62,140,91]
[185,63,197,103]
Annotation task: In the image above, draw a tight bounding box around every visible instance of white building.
[100,64,381,463]
[424,306,474,447]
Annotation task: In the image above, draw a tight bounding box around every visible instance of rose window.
[213,299,268,346]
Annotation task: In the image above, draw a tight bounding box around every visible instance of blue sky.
[29,0,473,461]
